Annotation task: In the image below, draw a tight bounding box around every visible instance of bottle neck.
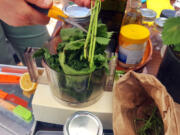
[129,0,141,9]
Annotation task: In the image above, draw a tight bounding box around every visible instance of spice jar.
[62,4,90,29]
[140,8,157,27]
[151,17,167,50]
[64,111,103,135]
[118,24,150,68]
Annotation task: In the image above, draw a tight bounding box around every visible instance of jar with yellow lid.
[118,24,150,68]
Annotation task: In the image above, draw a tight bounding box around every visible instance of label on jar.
[118,44,146,65]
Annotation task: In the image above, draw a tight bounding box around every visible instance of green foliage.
[33,48,61,72]
[60,28,85,42]
[33,21,113,101]
[162,17,180,52]
[59,52,96,75]
[134,107,164,135]
[96,37,111,45]
[173,44,180,52]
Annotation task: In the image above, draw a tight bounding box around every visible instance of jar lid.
[160,9,176,18]
[64,111,103,135]
[120,24,150,45]
[63,4,90,19]
[155,17,167,28]
[140,8,157,21]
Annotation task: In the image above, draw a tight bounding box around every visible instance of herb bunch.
[134,107,164,135]
[34,0,113,75]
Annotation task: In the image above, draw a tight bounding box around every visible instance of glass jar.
[64,111,103,135]
[151,17,167,50]
[140,8,157,28]
[62,4,90,29]
[43,60,106,107]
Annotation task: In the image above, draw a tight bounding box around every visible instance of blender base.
[32,84,113,129]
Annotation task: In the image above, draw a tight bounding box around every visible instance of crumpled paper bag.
[113,71,180,135]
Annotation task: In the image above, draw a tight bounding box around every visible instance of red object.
[1,67,27,74]
[5,94,28,108]
[0,74,20,84]
[0,89,8,99]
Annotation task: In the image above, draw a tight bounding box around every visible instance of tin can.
[62,4,91,28]
[64,111,103,135]
[118,24,150,68]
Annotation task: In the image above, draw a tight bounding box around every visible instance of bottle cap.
[120,24,150,45]
[140,8,157,21]
[160,9,176,18]
[155,17,167,28]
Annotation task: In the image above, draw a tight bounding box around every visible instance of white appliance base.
[32,84,113,129]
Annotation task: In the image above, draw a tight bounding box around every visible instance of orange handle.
[48,6,68,21]
[1,67,27,74]
[0,74,20,84]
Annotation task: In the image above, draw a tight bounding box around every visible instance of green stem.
[90,0,100,68]
[84,1,95,59]
[88,0,97,62]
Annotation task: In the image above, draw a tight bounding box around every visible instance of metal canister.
[62,4,90,28]
[118,24,150,68]
[64,111,103,135]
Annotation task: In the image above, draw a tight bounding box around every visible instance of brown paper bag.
[113,71,180,135]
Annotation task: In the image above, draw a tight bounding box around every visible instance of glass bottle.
[151,17,167,50]
[121,0,143,25]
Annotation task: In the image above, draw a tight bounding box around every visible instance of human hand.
[0,0,53,26]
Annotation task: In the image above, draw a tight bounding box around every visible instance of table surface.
[0,0,177,134]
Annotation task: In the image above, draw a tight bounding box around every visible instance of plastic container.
[118,24,150,68]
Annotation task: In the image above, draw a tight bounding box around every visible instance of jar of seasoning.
[62,4,91,29]
[140,8,157,27]
[151,17,167,50]
[118,24,150,68]
[64,111,103,135]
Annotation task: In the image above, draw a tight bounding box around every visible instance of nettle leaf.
[97,23,108,38]
[174,44,180,52]
[96,37,111,45]
[64,39,85,50]
[162,17,180,45]
[94,54,109,71]
[107,32,114,39]
[57,42,66,52]
[60,28,85,42]
[33,48,45,58]
[59,52,95,75]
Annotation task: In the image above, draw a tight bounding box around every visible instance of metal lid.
[140,8,157,21]
[160,9,176,18]
[64,111,103,135]
[63,4,90,19]
[155,17,167,28]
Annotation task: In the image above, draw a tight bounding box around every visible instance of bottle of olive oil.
[121,0,142,25]
[100,0,127,52]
